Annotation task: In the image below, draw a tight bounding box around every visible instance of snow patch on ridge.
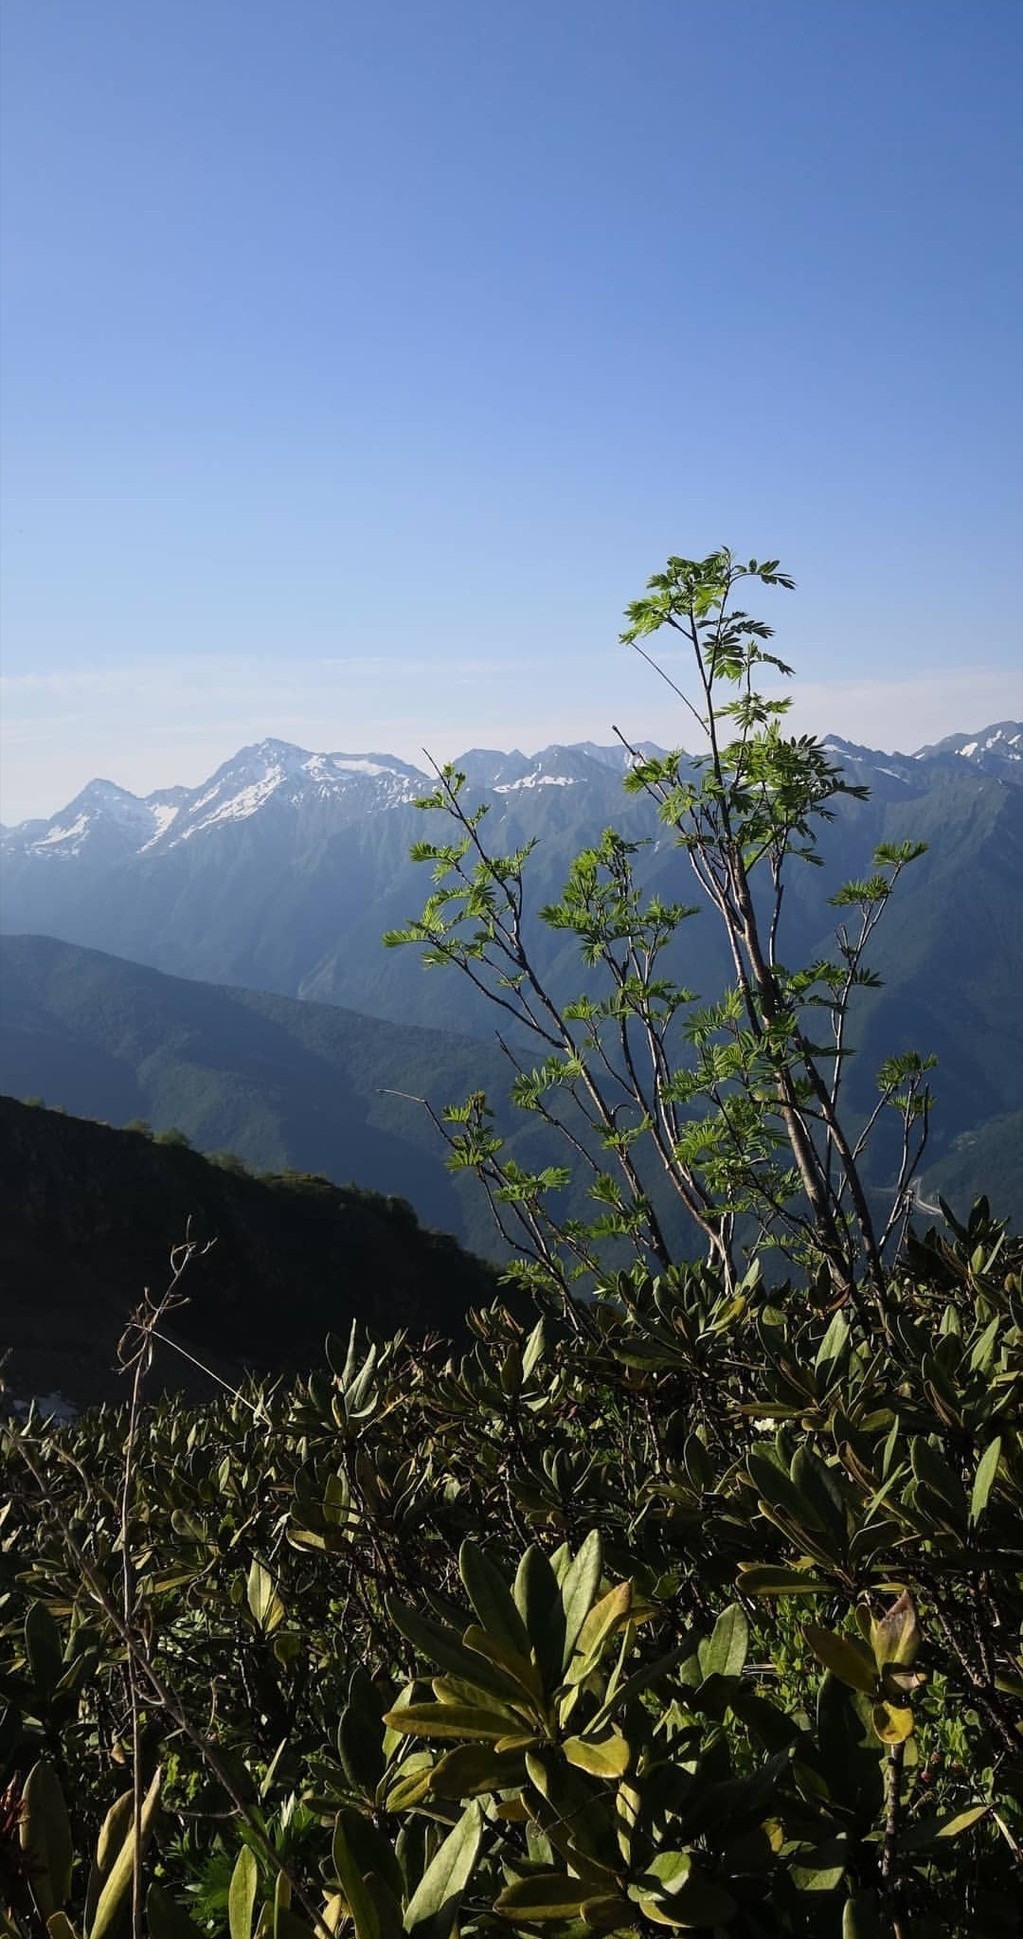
[493,773,577,793]
[958,729,1021,758]
[303,754,393,780]
[175,766,288,840]
[138,802,182,851]
[35,814,90,851]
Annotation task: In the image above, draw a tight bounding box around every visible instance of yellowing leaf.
[869,1591,920,1671]
[871,1701,915,1743]
[562,1732,630,1778]
[804,1625,876,1694]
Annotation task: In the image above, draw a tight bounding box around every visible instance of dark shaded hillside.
[797,766,1023,1159]
[0,934,548,1258]
[0,1097,498,1408]
[919,1111,1023,1225]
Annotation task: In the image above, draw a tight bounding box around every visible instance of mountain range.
[1,721,1021,1225]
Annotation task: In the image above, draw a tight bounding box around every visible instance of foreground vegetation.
[2,551,1020,1936]
[2,1197,1021,1937]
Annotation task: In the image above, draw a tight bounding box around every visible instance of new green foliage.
[387,549,935,1308]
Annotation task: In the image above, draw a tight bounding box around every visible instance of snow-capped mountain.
[1,723,1020,1065]
[1,721,1020,1216]
[1,739,428,866]
[911,721,1022,775]
[11,779,192,863]
[8,722,1018,872]
[0,737,676,866]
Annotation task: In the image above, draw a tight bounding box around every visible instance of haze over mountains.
[3,722,1020,1009]
[0,933,560,1260]
[1,721,1021,1227]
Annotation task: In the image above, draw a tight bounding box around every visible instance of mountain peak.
[4,722,1022,867]
[911,720,1022,770]
[233,737,311,765]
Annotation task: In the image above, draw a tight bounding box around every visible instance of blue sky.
[2,0,1021,820]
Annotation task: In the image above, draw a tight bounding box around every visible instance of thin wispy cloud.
[2,652,1019,823]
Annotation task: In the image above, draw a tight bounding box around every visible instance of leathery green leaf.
[737,1564,829,1595]
[146,1882,206,1938]
[637,1871,737,1927]
[804,1625,876,1694]
[900,1803,989,1850]
[403,1801,482,1934]
[246,1559,285,1634]
[24,1602,64,1702]
[333,1815,389,1939]
[85,1791,133,1930]
[90,1767,162,1939]
[427,1743,526,1798]
[697,1602,748,1681]
[970,1436,1002,1524]
[20,1761,72,1919]
[568,1580,632,1680]
[459,1542,531,1657]
[333,1809,403,1907]
[383,1762,435,1813]
[495,1874,592,1921]
[384,1700,514,1741]
[227,1847,258,1939]
[513,1547,565,1687]
[462,1624,544,1703]
[558,1530,604,1665]
[934,1803,990,1837]
[338,1667,386,1793]
[790,1836,848,1891]
[94,1792,133,1876]
[580,1894,631,1931]
[644,1851,692,1893]
[385,1598,511,1702]
[588,1643,688,1734]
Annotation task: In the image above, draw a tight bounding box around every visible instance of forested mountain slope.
[0,1096,497,1407]
[0,934,548,1257]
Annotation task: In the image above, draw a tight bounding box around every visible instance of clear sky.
[2,0,1021,821]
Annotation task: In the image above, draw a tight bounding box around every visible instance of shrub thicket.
[2,1201,1021,1937]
